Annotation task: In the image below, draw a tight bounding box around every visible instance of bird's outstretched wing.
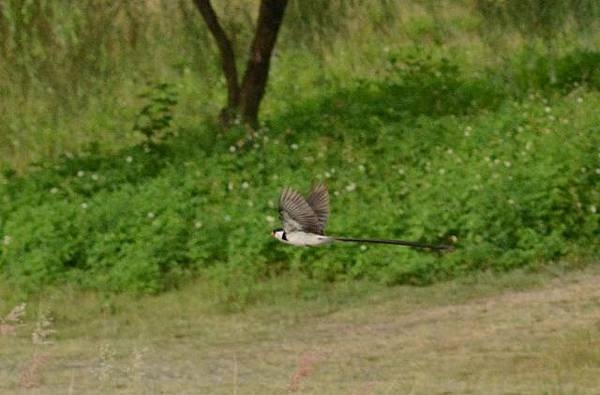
[306,183,329,234]
[279,187,321,234]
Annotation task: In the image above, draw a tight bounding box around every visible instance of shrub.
[1,52,599,296]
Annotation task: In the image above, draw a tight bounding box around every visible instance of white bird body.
[272,230,333,247]
[271,183,453,251]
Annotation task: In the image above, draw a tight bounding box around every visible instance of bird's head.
[271,228,285,240]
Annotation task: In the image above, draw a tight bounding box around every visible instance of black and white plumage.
[271,183,454,250]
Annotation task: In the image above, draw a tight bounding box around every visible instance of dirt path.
[2,270,600,394]
[148,271,600,394]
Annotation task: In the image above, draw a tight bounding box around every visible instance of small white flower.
[360,245,367,251]
[267,200,275,208]
[494,158,500,165]
[126,156,133,163]
[504,161,511,167]
[194,221,203,229]
[91,174,99,181]
[484,156,491,162]
[2,235,11,246]
[144,146,151,153]
[77,170,85,177]
[229,146,236,153]
[525,142,532,150]
[345,182,356,192]
[330,168,336,174]
[147,212,155,219]
[358,164,365,172]
[591,205,597,214]
[446,148,453,155]
[595,168,600,175]
[81,203,88,209]
[227,181,234,191]
[324,171,332,178]
[290,143,299,150]
[450,235,458,243]
[50,187,58,194]
[398,168,405,175]
[544,106,551,113]
[224,215,231,222]
[334,191,340,196]
[508,199,515,205]
[577,97,583,103]
[241,181,250,189]
[438,168,446,175]
[266,215,275,224]
[517,126,524,133]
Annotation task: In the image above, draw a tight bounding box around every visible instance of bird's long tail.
[333,237,454,251]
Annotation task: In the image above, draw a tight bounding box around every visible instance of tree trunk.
[193,0,240,123]
[194,0,288,128]
[239,0,288,127]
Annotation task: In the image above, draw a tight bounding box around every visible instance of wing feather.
[306,183,329,234]
[278,187,321,234]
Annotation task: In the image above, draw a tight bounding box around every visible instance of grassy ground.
[1,2,600,392]
[1,262,599,394]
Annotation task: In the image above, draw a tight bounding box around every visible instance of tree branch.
[239,0,288,127]
[193,0,240,115]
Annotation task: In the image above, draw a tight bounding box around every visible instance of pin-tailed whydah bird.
[271,183,454,251]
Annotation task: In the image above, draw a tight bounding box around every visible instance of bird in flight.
[271,183,454,250]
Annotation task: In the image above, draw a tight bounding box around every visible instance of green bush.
[508,49,600,94]
[1,52,599,297]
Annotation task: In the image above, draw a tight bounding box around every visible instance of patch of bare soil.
[2,271,599,394]
[147,272,600,394]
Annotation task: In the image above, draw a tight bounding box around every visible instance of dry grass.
[1,264,599,393]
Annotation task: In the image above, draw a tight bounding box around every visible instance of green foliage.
[474,0,600,40]
[507,49,600,94]
[1,2,600,301]
[133,82,178,142]
[381,50,504,116]
[1,49,599,297]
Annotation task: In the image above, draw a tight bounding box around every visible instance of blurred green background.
[0,0,599,300]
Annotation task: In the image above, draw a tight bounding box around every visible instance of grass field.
[1,263,599,393]
[1,1,600,392]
